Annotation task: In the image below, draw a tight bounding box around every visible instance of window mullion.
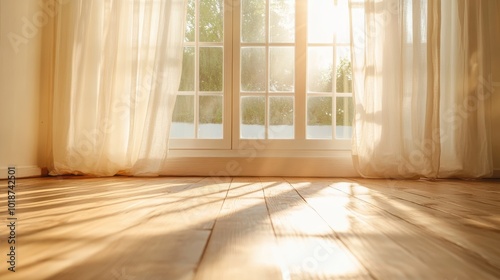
[332,1,338,140]
[231,0,241,148]
[223,0,233,149]
[194,0,200,139]
[295,0,307,140]
[332,45,337,139]
[265,0,270,139]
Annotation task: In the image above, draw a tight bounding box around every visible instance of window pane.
[308,0,334,43]
[179,47,195,91]
[270,0,295,43]
[241,47,266,92]
[199,95,223,139]
[185,0,195,42]
[242,0,266,43]
[336,47,352,93]
[200,47,223,92]
[200,0,223,42]
[241,96,265,139]
[308,47,333,92]
[170,95,195,139]
[270,47,294,92]
[269,97,294,139]
[307,96,332,139]
[336,0,351,44]
[336,97,353,139]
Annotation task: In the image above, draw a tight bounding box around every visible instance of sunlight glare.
[279,237,364,278]
[308,0,350,44]
[306,196,352,232]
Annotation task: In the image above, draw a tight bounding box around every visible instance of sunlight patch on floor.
[278,237,365,278]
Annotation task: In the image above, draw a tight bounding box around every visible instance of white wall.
[0,0,42,178]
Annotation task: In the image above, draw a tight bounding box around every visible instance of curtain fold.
[438,0,493,177]
[50,0,187,176]
[349,0,493,178]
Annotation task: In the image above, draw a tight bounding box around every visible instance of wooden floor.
[1,176,500,279]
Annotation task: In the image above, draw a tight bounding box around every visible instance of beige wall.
[0,0,42,178]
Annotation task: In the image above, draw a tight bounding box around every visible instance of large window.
[306,0,353,140]
[170,0,352,151]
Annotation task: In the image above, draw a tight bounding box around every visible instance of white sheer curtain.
[50,0,186,176]
[349,0,493,178]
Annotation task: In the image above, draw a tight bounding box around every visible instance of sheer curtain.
[349,0,493,178]
[50,0,186,176]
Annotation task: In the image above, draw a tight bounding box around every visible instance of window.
[170,0,352,151]
[306,0,353,140]
[170,0,231,149]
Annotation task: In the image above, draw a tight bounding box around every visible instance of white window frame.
[170,0,352,153]
[170,0,233,150]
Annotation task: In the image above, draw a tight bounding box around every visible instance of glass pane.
[199,95,223,139]
[241,47,266,92]
[336,0,351,44]
[308,0,334,43]
[336,47,352,93]
[185,0,195,42]
[241,96,265,139]
[308,47,333,92]
[200,47,223,92]
[270,0,295,43]
[242,0,266,43]
[307,96,332,139]
[336,97,354,139]
[179,47,195,91]
[200,0,223,42]
[270,47,294,92]
[170,95,195,138]
[269,97,294,139]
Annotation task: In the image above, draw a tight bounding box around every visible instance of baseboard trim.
[161,156,360,177]
[0,166,42,179]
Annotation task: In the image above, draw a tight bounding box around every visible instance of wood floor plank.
[276,236,372,280]
[226,177,265,199]
[289,178,500,279]
[338,178,500,271]
[287,178,453,279]
[263,178,372,279]
[349,178,500,232]
[0,177,221,280]
[350,180,500,238]
[174,177,231,198]
[400,180,500,216]
[367,179,500,216]
[1,176,499,280]
[262,179,333,236]
[51,229,211,280]
[194,179,284,280]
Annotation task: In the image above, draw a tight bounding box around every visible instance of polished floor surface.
[1,176,499,279]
